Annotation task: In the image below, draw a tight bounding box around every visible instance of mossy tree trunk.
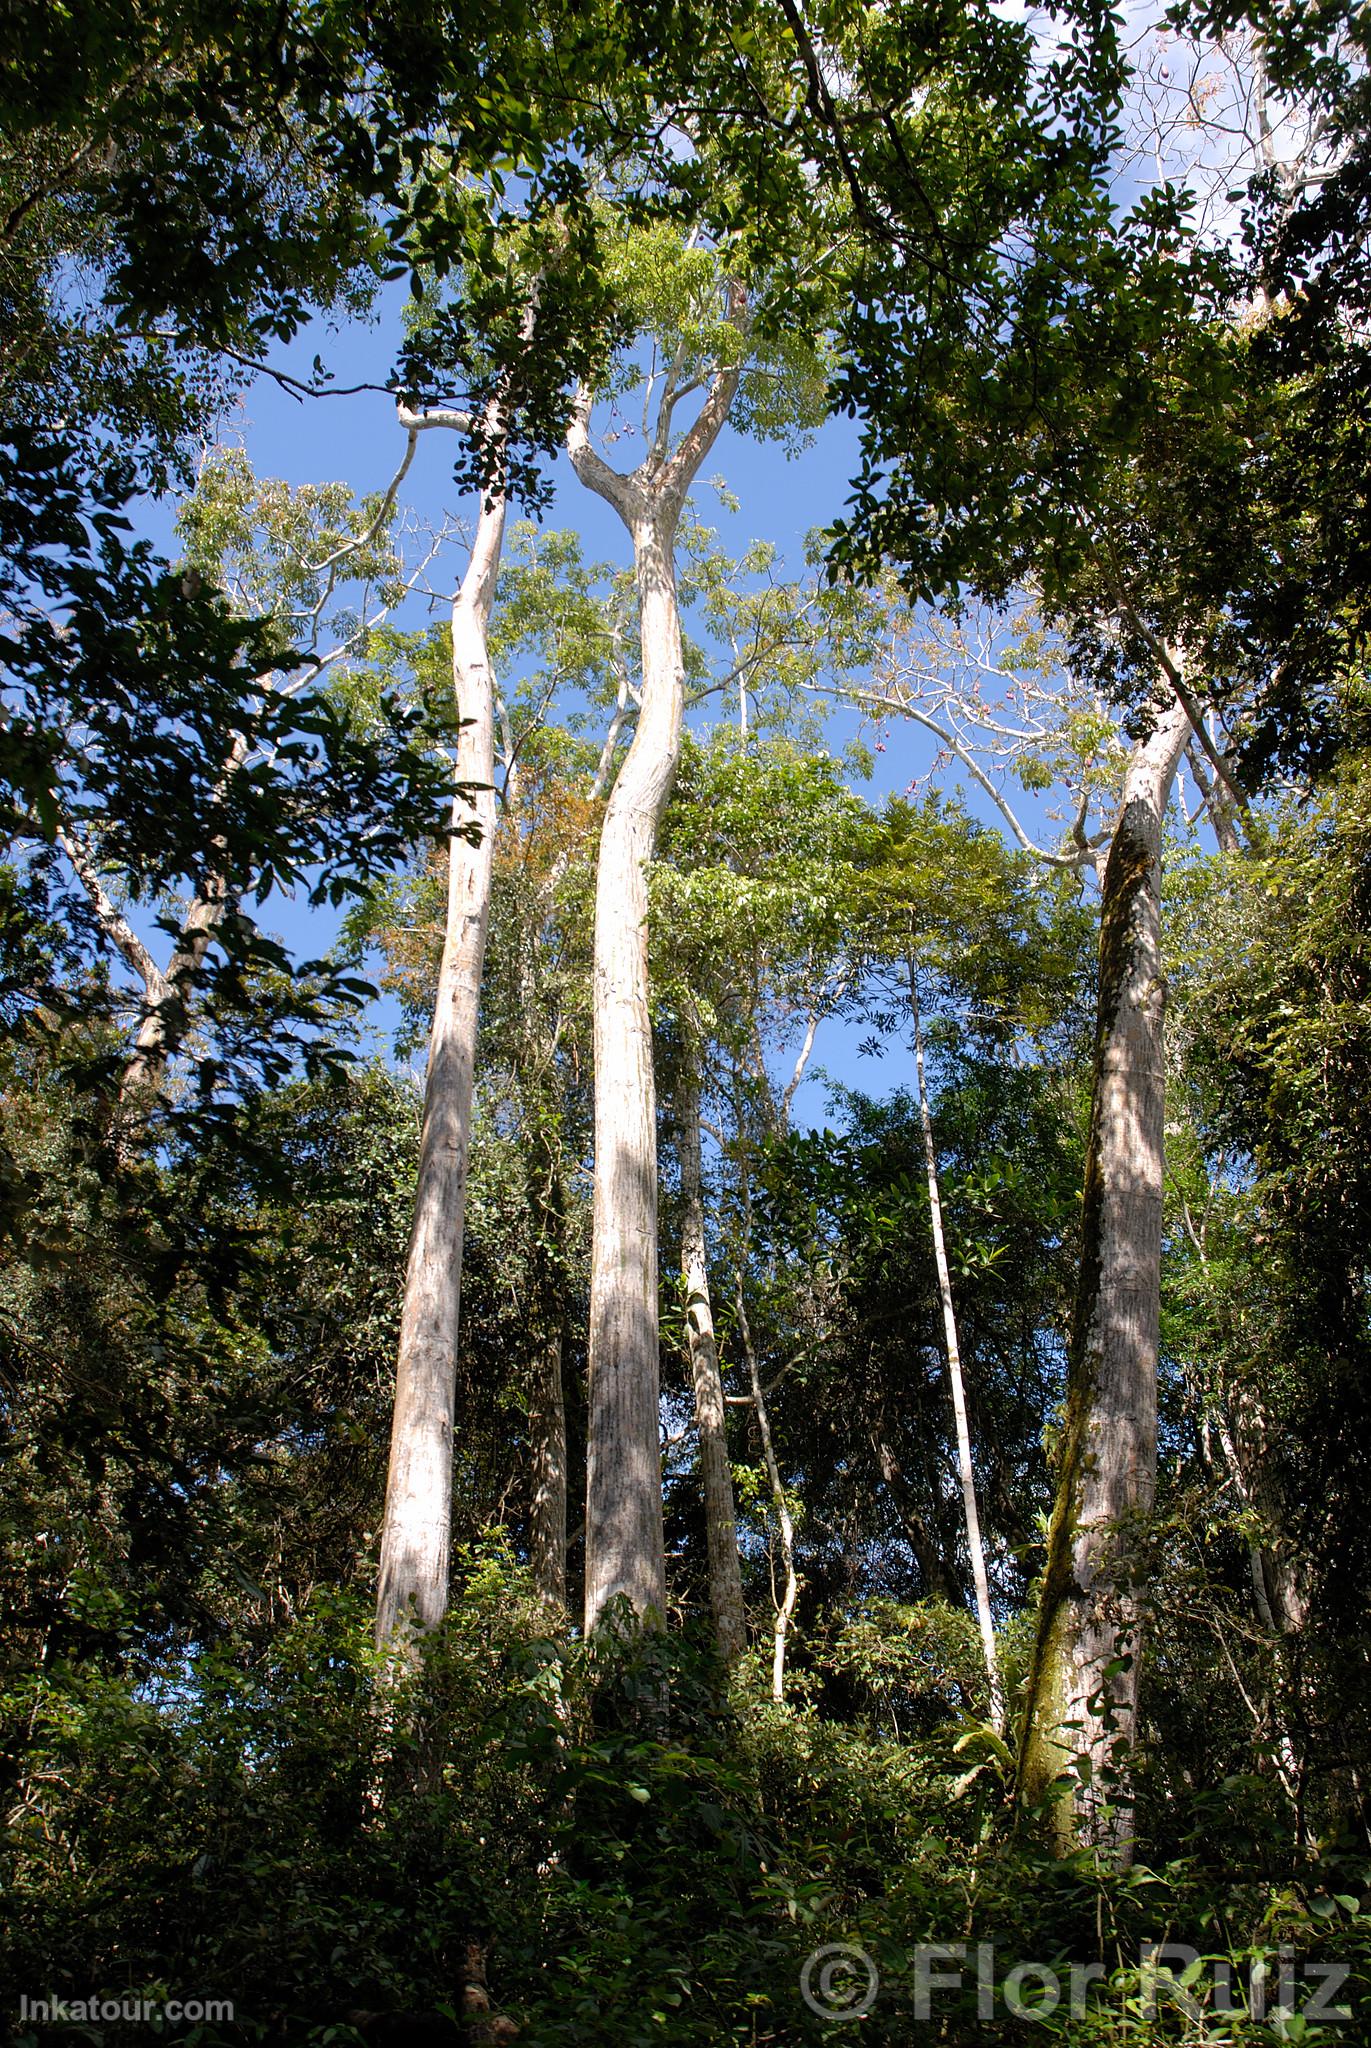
[1018,693,1191,1852]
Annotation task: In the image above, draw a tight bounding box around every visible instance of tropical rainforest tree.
[7,6,1371,2040]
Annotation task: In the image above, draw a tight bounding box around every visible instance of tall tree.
[905,957,1004,1733]
[1017,691,1192,1849]
[656,734,875,1683]
[375,396,514,1646]
[850,791,1090,1724]
[566,240,752,1632]
[843,606,1220,1838]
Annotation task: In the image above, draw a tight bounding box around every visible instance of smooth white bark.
[907,958,1005,1733]
[736,1276,797,1701]
[568,298,744,1635]
[375,465,505,1648]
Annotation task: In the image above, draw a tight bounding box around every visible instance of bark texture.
[580,506,683,1628]
[1018,694,1191,1851]
[568,306,743,1635]
[375,483,505,1648]
[678,1071,747,1662]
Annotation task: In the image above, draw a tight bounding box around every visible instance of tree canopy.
[4,2,1371,2041]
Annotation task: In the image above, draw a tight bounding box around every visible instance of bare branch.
[589,672,635,801]
[780,1005,822,1124]
[309,420,422,578]
[799,679,1095,873]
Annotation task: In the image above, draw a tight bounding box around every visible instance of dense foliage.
[3,0,1370,2041]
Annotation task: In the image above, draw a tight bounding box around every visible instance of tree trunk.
[375,483,506,1649]
[908,958,1004,1733]
[736,1276,797,1701]
[581,506,682,1631]
[870,1429,962,1604]
[120,853,235,1106]
[528,1325,568,1612]
[64,725,251,1121]
[1018,693,1191,1852]
[678,1068,747,1662]
[568,317,743,1636]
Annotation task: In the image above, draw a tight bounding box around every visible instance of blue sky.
[148,284,1084,1128]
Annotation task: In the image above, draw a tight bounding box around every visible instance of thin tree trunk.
[1224,1386,1308,1635]
[907,957,1004,1733]
[1186,742,1243,855]
[1017,693,1191,1853]
[528,1325,568,1611]
[870,1429,962,1604]
[678,1068,747,1662]
[119,839,238,1107]
[374,477,506,1649]
[737,1276,796,1701]
[60,730,249,1119]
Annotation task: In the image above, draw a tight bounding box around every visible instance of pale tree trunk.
[57,822,170,1037]
[1186,743,1243,855]
[727,1056,802,1695]
[736,1275,797,1701]
[678,1067,747,1662]
[1018,692,1191,1853]
[120,832,240,1108]
[68,420,425,1114]
[60,732,246,1123]
[67,443,433,1120]
[568,294,744,1634]
[578,504,679,1629]
[374,473,506,1649]
[907,957,1004,1733]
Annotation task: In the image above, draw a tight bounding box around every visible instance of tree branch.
[57,828,166,1000]
[306,419,422,587]
[799,680,1095,873]
[659,282,748,506]
[565,382,637,517]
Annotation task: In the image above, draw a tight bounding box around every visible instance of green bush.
[4,1558,1368,2046]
